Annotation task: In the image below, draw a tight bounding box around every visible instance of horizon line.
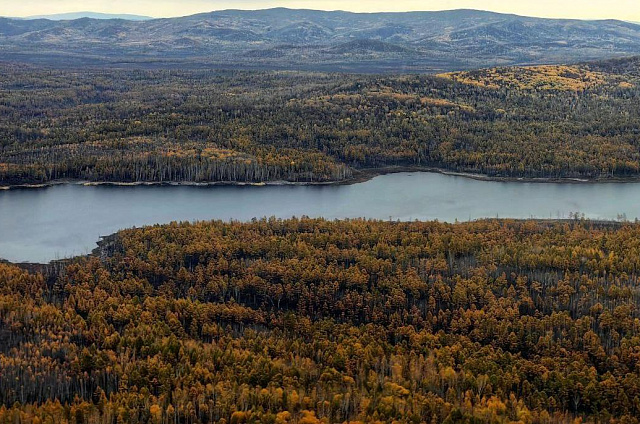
[3,7,638,22]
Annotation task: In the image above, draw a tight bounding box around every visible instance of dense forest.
[2,57,640,186]
[3,218,640,422]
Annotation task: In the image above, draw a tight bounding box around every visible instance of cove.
[1,171,638,263]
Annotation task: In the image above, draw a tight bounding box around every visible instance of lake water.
[1,172,638,263]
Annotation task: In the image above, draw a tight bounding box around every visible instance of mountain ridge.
[2,8,640,72]
[16,12,153,21]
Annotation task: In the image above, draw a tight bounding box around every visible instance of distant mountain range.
[2,8,640,72]
[21,12,153,21]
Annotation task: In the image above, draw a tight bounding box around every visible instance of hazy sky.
[3,0,640,21]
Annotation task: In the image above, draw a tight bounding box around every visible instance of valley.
[2,6,640,422]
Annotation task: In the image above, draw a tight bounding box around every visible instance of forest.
[2,57,640,186]
[3,217,640,422]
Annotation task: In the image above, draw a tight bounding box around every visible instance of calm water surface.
[0,172,638,263]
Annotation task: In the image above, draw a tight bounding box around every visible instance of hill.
[22,12,153,21]
[2,56,640,187]
[1,8,640,71]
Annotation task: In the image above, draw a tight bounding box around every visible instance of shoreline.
[1,166,639,190]
[4,217,629,268]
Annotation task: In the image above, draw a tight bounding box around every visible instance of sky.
[2,0,640,21]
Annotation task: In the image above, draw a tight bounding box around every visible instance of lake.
[1,172,638,263]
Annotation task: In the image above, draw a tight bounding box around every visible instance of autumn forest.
[3,218,640,423]
[2,57,640,187]
[4,42,640,424]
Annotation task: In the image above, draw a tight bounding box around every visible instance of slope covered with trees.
[3,218,640,422]
[2,58,640,187]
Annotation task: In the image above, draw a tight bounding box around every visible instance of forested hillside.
[2,58,640,187]
[2,218,640,422]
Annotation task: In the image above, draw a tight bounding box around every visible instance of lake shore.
[1,166,639,190]
[4,217,628,268]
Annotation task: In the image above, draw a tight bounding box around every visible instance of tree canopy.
[2,218,640,422]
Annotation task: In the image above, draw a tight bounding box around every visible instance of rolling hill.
[22,12,153,21]
[3,56,640,187]
[1,8,640,71]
